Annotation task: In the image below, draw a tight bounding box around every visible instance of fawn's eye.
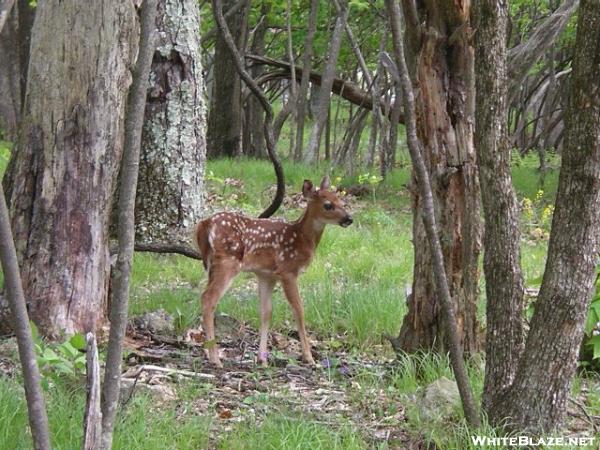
[324,203,334,211]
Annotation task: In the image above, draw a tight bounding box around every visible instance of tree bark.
[3,0,138,338]
[304,4,349,164]
[206,0,246,158]
[101,2,157,447]
[473,0,525,413]
[135,0,206,245]
[395,0,482,355]
[0,0,34,140]
[293,0,318,161]
[385,0,480,427]
[490,0,600,431]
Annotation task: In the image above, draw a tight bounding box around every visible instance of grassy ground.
[1,153,598,449]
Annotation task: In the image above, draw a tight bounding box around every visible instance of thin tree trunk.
[294,0,318,161]
[285,0,296,159]
[243,4,268,158]
[385,0,480,427]
[3,0,137,338]
[135,0,206,245]
[101,2,157,448]
[473,0,525,412]
[490,0,600,431]
[303,4,348,164]
[0,174,50,450]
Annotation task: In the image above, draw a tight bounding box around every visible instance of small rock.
[131,309,175,336]
[120,378,176,403]
[419,376,460,421]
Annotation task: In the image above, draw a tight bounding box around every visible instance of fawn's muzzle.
[339,215,353,227]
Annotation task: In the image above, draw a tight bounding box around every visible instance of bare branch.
[508,0,579,100]
[0,0,16,33]
[200,0,247,45]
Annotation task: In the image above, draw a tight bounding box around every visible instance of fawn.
[194,176,353,367]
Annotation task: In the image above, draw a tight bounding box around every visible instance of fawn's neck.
[294,207,326,248]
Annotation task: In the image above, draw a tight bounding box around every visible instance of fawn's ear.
[320,176,331,191]
[302,179,315,198]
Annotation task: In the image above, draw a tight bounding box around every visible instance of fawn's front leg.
[257,276,276,366]
[281,276,315,365]
[201,258,239,367]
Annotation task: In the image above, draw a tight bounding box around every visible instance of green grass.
[0,377,211,450]
[220,416,369,450]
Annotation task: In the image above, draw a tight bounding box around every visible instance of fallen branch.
[83,333,102,450]
[123,364,216,380]
[249,54,405,124]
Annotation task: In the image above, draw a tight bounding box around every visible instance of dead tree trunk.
[385,0,480,427]
[3,0,138,338]
[489,0,600,431]
[135,0,206,246]
[206,0,247,158]
[394,0,482,355]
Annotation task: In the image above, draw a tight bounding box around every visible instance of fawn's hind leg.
[257,276,276,366]
[201,257,240,367]
[281,276,315,365]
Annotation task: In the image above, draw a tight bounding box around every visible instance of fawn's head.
[302,176,353,227]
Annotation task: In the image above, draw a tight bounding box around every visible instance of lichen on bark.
[136,0,206,245]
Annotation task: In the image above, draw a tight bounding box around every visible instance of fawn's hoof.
[258,351,270,367]
[302,355,316,366]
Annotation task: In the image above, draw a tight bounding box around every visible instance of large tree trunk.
[135,0,206,245]
[489,0,600,431]
[395,0,482,355]
[3,0,137,338]
[473,0,525,412]
[206,0,247,158]
[0,0,34,140]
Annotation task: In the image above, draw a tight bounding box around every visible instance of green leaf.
[29,321,39,343]
[588,335,600,360]
[43,348,60,362]
[69,333,86,351]
[585,307,599,335]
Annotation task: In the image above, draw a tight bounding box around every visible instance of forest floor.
[1,156,600,449]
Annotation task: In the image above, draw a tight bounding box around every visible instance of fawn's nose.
[340,215,353,227]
